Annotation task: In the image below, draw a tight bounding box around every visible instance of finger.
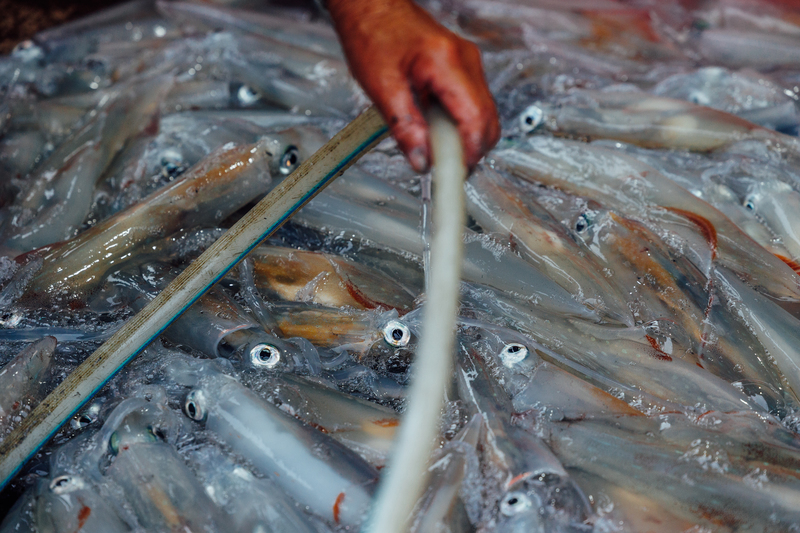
[362,70,431,173]
[409,38,498,169]
[459,43,501,156]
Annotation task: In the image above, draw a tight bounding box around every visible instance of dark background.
[0,0,129,53]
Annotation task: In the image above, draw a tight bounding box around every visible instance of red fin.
[77,505,91,529]
[333,492,345,524]
[663,207,718,260]
[775,254,800,276]
[645,335,672,361]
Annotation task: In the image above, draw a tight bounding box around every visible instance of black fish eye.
[744,199,755,211]
[184,390,207,421]
[280,146,300,175]
[383,320,410,347]
[250,343,281,369]
[576,213,591,232]
[500,491,531,516]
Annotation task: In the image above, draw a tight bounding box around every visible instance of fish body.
[466,166,631,323]
[0,336,56,427]
[250,245,416,313]
[22,132,301,301]
[183,370,378,527]
[268,373,400,467]
[187,446,321,533]
[3,75,174,252]
[35,475,131,533]
[494,136,800,302]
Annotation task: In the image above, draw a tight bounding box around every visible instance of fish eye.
[184,390,208,422]
[160,149,185,178]
[147,425,166,442]
[687,90,710,106]
[382,320,411,347]
[109,431,120,454]
[279,146,300,175]
[500,491,533,516]
[575,213,592,233]
[70,411,97,430]
[519,105,544,133]
[250,343,281,369]
[499,343,528,367]
[744,197,756,211]
[237,84,259,106]
[49,475,84,495]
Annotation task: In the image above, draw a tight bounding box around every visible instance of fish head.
[743,179,794,215]
[237,333,320,374]
[360,313,418,376]
[183,370,238,423]
[460,324,542,398]
[496,474,594,533]
[96,391,182,463]
[519,103,545,134]
[259,126,328,178]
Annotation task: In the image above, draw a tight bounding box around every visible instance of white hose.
[365,106,467,532]
[0,106,388,488]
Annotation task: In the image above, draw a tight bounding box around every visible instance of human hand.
[328,0,500,172]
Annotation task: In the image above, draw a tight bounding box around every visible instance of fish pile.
[4,0,800,531]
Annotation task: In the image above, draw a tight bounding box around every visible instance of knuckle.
[427,33,459,58]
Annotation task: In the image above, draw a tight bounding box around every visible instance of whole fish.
[465,166,631,323]
[455,339,594,532]
[95,397,232,532]
[529,89,799,152]
[20,129,308,301]
[2,74,174,252]
[493,136,800,302]
[182,368,378,527]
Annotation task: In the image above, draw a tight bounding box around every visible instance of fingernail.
[409,147,428,173]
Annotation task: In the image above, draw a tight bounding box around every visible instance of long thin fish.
[0,106,389,489]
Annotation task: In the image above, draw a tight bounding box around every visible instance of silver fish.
[182,368,378,527]
[22,131,305,300]
[455,339,593,532]
[3,74,174,252]
[466,166,631,323]
[493,136,800,302]
[268,373,400,467]
[97,397,232,532]
[410,414,481,533]
[186,446,321,533]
